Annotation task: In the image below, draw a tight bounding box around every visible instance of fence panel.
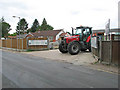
[112,41,120,65]
[92,47,99,57]
[2,40,6,47]
[18,39,23,49]
[6,39,11,48]
[11,39,17,49]
[101,41,110,63]
[23,38,27,49]
[0,40,2,47]
[1,38,49,50]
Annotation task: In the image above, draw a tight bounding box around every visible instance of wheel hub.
[71,44,78,53]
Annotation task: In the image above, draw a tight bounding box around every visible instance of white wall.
[56,31,64,40]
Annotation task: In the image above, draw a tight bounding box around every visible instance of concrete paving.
[23,49,118,74]
[23,49,96,65]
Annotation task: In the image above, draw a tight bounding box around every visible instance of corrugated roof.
[93,28,120,33]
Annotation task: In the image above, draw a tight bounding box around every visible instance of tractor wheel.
[59,43,68,53]
[68,42,80,55]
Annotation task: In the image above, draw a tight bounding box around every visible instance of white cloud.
[0,0,119,33]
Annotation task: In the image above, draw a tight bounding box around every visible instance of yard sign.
[91,37,97,48]
[28,40,48,45]
[105,19,110,35]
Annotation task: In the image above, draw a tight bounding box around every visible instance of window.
[48,36,53,41]
[39,36,43,38]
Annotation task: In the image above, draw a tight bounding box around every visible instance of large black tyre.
[68,42,80,55]
[59,43,68,53]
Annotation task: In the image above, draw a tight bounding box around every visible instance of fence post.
[99,39,102,62]
[47,38,49,49]
[105,35,107,41]
[5,39,6,48]
[26,37,28,50]
[11,39,12,48]
[22,39,23,50]
[16,38,18,51]
[110,35,113,65]
[0,40,1,48]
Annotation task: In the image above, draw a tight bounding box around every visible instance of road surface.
[2,50,118,88]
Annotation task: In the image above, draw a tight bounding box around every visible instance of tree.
[27,28,31,34]
[16,18,28,34]
[0,17,11,38]
[30,19,40,32]
[40,18,54,31]
[8,32,17,36]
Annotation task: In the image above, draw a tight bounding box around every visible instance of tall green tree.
[40,18,54,31]
[27,28,31,34]
[30,19,40,32]
[16,18,28,34]
[8,32,17,36]
[0,17,11,39]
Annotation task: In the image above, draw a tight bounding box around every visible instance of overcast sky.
[118,1,120,28]
[0,0,119,34]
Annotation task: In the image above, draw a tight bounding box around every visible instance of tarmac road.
[2,50,118,88]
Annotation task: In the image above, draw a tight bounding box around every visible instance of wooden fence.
[0,38,27,49]
[100,40,120,65]
[92,34,120,65]
[0,37,48,51]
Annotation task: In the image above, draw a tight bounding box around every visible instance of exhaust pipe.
[71,27,74,36]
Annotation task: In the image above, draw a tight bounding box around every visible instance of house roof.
[15,29,64,38]
[16,33,33,38]
[16,34,27,38]
[32,29,64,37]
[8,36,16,39]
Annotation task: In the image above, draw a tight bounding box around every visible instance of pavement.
[22,49,118,74]
[2,50,118,88]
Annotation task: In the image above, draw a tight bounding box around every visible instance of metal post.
[18,17,20,51]
[13,16,21,51]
